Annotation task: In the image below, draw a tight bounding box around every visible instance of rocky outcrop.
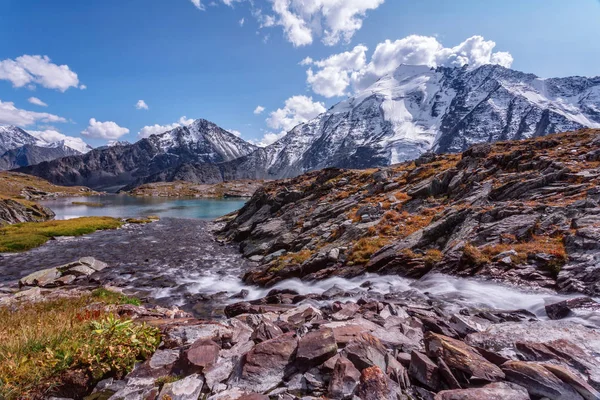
[0,197,54,225]
[220,129,600,296]
[125,180,264,198]
[18,257,109,288]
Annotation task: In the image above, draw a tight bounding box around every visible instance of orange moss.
[348,237,390,265]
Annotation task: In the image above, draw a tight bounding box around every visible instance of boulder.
[545,297,600,320]
[296,328,338,370]
[541,364,600,400]
[344,333,387,371]
[19,267,61,288]
[251,320,283,343]
[236,333,298,393]
[434,382,530,400]
[328,356,361,399]
[502,361,584,400]
[355,366,390,400]
[158,374,204,400]
[409,351,440,391]
[425,332,505,382]
[186,339,221,369]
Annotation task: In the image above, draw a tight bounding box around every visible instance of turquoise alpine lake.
[40,195,248,220]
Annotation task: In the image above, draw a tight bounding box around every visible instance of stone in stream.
[434,382,530,400]
[19,267,61,287]
[501,361,584,400]
[158,374,204,400]
[18,257,108,288]
[545,297,600,320]
[328,356,360,399]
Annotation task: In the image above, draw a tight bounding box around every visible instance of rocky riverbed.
[0,218,253,318]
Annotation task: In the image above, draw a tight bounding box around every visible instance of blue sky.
[0,0,599,148]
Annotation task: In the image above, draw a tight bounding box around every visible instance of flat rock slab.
[502,361,584,400]
[434,382,530,400]
[158,374,204,400]
[296,328,337,370]
[425,332,505,382]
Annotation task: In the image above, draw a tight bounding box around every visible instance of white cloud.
[81,118,129,140]
[28,128,92,153]
[299,57,313,66]
[227,129,242,137]
[0,100,67,126]
[249,131,287,147]
[267,95,326,132]
[239,17,245,26]
[305,45,368,97]
[253,105,265,115]
[80,84,87,90]
[28,97,48,107]
[135,100,149,110]
[190,0,205,10]
[267,0,384,47]
[137,116,195,138]
[0,55,81,92]
[304,35,514,97]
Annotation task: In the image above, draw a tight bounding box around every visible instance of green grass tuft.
[0,217,123,253]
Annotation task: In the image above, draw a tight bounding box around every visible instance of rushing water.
[2,198,599,327]
[40,195,248,220]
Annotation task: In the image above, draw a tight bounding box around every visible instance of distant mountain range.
[18,119,257,192]
[14,64,600,191]
[0,126,92,170]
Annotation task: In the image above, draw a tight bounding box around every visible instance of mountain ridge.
[15,64,600,189]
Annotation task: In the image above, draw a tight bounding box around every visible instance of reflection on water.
[40,195,247,220]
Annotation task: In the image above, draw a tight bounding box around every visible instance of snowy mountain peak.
[225,64,600,181]
[0,126,38,154]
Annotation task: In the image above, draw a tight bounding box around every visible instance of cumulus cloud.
[253,105,265,115]
[267,0,385,47]
[267,95,326,132]
[137,116,195,138]
[227,129,242,137]
[28,97,48,107]
[249,131,287,147]
[81,118,129,140]
[135,100,149,110]
[0,100,67,126]
[303,35,514,97]
[0,55,81,92]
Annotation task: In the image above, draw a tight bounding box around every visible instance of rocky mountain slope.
[0,125,92,170]
[18,119,257,191]
[221,128,600,297]
[223,64,600,180]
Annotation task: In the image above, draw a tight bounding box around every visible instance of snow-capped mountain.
[16,64,600,188]
[0,125,93,170]
[223,64,600,180]
[18,119,257,191]
[0,126,38,154]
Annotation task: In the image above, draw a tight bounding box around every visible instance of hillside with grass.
[0,172,97,225]
[222,129,600,296]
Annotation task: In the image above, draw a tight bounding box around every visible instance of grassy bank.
[0,217,123,252]
[0,290,159,399]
